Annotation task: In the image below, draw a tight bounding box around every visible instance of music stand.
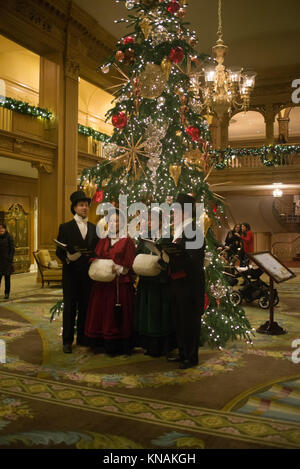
[248,252,296,335]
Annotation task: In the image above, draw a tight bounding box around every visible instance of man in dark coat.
[166,194,205,369]
[56,191,98,353]
[0,222,15,300]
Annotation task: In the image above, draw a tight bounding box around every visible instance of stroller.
[223,264,280,309]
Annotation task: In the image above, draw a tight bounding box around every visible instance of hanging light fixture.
[189,0,256,121]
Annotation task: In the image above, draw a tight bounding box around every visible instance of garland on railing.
[0,96,110,142]
[2,95,299,168]
[78,124,109,143]
[0,96,53,120]
[212,145,300,169]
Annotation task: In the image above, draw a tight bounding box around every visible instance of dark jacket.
[0,231,15,275]
[169,221,205,311]
[225,230,243,254]
[56,219,98,273]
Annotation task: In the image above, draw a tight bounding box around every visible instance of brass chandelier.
[189,0,256,121]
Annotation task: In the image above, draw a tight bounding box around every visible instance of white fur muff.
[88,259,116,282]
[133,254,161,277]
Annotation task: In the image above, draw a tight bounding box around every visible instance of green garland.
[78,124,109,143]
[3,97,298,169]
[0,96,53,120]
[212,145,300,169]
[0,96,110,142]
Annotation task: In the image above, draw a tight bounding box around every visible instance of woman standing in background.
[0,222,15,300]
[236,223,254,265]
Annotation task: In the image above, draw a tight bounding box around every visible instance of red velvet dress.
[85,236,136,354]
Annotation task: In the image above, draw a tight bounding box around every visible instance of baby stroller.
[224,265,280,309]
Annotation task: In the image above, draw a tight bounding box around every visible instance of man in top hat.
[166,193,205,369]
[56,190,98,353]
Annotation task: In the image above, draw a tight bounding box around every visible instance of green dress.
[134,238,176,357]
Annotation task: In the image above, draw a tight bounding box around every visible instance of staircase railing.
[273,199,300,225]
[271,235,300,259]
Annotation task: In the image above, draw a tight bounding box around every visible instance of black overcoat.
[55,219,98,345]
[0,232,15,275]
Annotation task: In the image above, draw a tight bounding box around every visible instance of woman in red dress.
[85,209,136,355]
[236,223,254,265]
[240,223,254,254]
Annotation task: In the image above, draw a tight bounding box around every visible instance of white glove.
[67,251,82,262]
[113,263,129,276]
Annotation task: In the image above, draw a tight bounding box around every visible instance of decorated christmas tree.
[78,0,253,348]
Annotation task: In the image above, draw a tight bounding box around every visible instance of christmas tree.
[79,0,253,349]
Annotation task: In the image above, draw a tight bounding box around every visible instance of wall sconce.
[273,183,283,198]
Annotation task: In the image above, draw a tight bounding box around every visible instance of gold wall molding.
[0,0,115,89]
[0,130,56,173]
[15,0,52,33]
[64,57,80,81]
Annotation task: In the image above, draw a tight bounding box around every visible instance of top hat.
[176,193,196,207]
[70,190,91,215]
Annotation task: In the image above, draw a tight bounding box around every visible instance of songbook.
[53,239,94,256]
[141,238,183,256]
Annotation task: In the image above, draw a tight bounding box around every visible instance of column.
[220,115,229,150]
[277,117,290,142]
[38,54,79,250]
[38,56,62,250]
[63,57,79,219]
[264,104,275,145]
[209,122,219,149]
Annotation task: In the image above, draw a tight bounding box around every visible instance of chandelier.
[189,0,256,121]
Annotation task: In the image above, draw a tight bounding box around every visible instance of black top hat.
[176,193,196,207]
[70,190,91,215]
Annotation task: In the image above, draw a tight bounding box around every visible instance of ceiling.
[73,0,300,71]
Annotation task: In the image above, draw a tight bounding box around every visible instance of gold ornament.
[102,177,111,187]
[199,211,212,237]
[105,64,130,95]
[83,179,97,199]
[161,57,173,81]
[110,134,153,180]
[169,164,182,186]
[140,16,152,40]
[184,148,205,168]
[139,63,166,99]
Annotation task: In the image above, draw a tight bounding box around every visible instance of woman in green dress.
[133,208,176,357]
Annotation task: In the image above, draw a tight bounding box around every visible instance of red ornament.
[93,190,103,203]
[123,36,136,45]
[204,293,210,311]
[169,46,184,64]
[185,126,200,141]
[213,202,218,214]
[167,1,180,14]
[112,112,128,129]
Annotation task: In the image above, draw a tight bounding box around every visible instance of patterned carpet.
[0,281,300,449]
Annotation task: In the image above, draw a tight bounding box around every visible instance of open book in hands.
[141,238,183,268]
[141,238,183,255]
[53,239,94,256]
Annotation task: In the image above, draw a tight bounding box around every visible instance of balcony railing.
[212,145,300,170]
[0,106,55,142]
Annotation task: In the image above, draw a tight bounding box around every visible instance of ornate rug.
[0,287,300,449]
